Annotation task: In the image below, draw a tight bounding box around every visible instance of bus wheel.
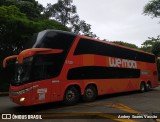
[146,82,151,91]
[63,87,80,105]
[140,82,146,93]
[83,85,97,102]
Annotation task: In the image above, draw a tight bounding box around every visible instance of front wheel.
[83,85,97,102]
[63,87,80,105]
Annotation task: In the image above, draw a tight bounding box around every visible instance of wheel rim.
[86,89,94,98]
[141,84,145,92]
[66,91,75,102]
[147,83,151,90]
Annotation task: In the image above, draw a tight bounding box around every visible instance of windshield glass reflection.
[13,57,33,86]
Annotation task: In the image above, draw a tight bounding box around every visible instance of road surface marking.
[156,119,160,122]
[105,103,160,121]
[98,113,138,122]
[105,103,140,113]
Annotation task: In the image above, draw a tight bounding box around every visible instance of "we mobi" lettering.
[109,57,137,69]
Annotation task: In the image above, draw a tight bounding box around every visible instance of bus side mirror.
[18,48,63,64]
[3,55,18,68]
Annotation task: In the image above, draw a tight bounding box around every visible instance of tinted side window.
[30,54,64,82]
[74,38,155,63]
[136,52,155,63]
[67,66,140,80]
[35,31,76,53]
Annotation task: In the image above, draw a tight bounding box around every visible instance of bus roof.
[43,29,77,36]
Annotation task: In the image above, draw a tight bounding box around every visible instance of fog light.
[20,97,25,102]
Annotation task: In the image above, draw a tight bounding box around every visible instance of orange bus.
[3,30,159,106]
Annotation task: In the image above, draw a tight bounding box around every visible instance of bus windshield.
[12,53,64,86]
[14,57,33,86]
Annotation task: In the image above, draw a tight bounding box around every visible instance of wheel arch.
[62,84,81,105]
[84,83,98,95]
[140,81,146,85]
[63,83,82,96]
[147,80,152,87]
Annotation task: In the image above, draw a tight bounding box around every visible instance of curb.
[0,92,9,96]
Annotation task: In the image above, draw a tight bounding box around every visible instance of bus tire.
[83,85,97,102]
[146,82,151,91]
[140,82,146,93]
[63,87,80,105]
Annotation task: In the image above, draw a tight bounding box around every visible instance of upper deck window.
[74,38,155,63]
[33,31,76,53]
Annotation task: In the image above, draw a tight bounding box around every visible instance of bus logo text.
[109,57,137,69]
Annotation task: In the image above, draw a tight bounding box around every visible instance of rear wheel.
[63,87,80,105]
[83,85,97,102]
[140,82,146,93]
[146,82,151,91]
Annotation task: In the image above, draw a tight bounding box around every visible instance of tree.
[0,5,31,55]
[143,0,160,19]
[0,0,44,20]
[151,37,160,57]
[44,0,77,26]
[71,20,97,38]
[112,41,138,49]
[45,0,97,38]
[140,36,160,52]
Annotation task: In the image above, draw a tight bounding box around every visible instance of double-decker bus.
[3,30,159,106]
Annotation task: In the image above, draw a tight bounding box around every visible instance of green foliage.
[37,20,69,31]
[140,36,160,53]
[0,5,34,56]
[152,41,160,57]
[112,41,138,49]
[0,0,44,20]
[0,5,68,58]
[72,20,97,38]
[143,0,160,19]
[45,0,97,38]
[45,0,77,26]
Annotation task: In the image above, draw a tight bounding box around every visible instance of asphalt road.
[0,86,160,122]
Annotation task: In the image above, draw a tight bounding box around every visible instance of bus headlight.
[20,97,25,102]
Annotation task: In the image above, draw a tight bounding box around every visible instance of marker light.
[20,97,25,102]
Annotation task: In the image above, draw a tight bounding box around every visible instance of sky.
[37,0,160,47]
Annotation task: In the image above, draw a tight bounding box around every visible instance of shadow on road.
[11,101,64,114]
